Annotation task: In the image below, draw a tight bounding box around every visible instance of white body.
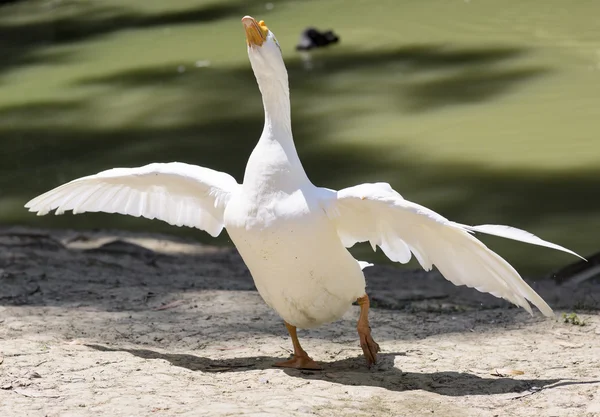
[24,17,583,329]
[225,186,366,328]
[225,142,366,327]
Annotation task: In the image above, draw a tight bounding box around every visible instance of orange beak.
[242,15,268,47]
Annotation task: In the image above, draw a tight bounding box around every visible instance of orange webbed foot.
[358,327,381,367]
[357,294,380,367]
[273,354,323,370]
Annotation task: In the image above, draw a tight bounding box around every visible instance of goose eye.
[273,36,281,52]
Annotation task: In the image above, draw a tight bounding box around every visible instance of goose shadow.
[85,344,597,396]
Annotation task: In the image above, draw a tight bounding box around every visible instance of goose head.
[242,16,291,132]
[242,16,288,93]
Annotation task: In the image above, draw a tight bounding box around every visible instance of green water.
[1,0,599,276]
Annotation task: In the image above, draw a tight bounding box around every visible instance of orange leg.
[357,294,380,367]
[274,322,322,370]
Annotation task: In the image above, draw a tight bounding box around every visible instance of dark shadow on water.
[404,66,546,112]
[0,0,307,76]
[86,344,599,397]
[74,44,548,114]
[0,0,301,39]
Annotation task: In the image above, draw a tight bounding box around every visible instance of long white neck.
[243,71,310,191]
[258,75,294,153]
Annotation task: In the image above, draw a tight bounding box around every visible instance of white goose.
[26,16,582,369]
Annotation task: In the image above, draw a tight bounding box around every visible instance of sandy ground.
[0,227,599,417]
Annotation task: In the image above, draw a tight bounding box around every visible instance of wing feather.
[457,223,585,260]
[25,162,240,237]
[322,183,582,317]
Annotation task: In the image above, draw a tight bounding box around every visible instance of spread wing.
[321,182,583,317]
[25,162,240,237]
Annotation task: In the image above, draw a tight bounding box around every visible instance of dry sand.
[0,227,599,416]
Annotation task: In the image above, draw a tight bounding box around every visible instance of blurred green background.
[1,0,598,276]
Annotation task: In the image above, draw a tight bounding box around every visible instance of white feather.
[324,183,582,317]
[456,223,586,261]
[357,261,374,270]
[25,162,240,237]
